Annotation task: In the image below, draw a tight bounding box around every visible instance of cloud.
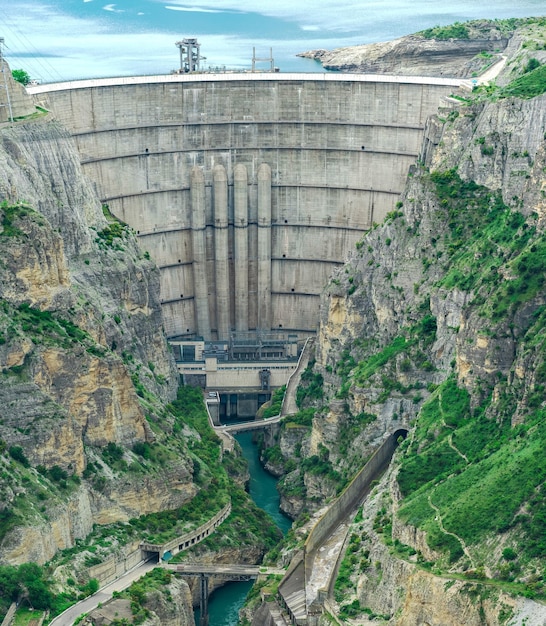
[149,0,393,31]
[103,4,124,12]
[300,25,320,31]
[164,5,226,13]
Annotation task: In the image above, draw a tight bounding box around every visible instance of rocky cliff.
[0,82,198,566]
[0,79,280,623]
[267,19,546,625]
[79,571,196,626]
[299,18,543,77]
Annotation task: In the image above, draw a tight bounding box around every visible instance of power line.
[0,38,14,121]
[0,7,66,83]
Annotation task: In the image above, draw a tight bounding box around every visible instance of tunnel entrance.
[392,428,409,442]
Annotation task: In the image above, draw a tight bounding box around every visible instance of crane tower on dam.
[175,38,202,73]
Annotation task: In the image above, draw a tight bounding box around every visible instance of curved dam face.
[32,74,459,340]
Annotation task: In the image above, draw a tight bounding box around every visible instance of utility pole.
[251,47,275,72]
[0,38,13,122]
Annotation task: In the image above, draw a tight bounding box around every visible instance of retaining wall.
[86,540,143,587]
[304,429,407,581]
[140,501,232,560]
[0,603,16,626]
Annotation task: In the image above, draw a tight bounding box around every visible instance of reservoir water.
[195,431,291,625]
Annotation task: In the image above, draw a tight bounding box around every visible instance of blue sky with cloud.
[1,0,544,81]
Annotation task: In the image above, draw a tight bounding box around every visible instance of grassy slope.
[390,170,546,596]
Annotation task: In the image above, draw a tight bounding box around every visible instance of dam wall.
[30,73,460,340]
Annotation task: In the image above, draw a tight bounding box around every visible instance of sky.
[0,0,544,82]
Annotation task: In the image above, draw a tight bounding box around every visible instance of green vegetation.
[283,407,316,429]
[499,63,546,100]
[353,336,409,385]
[95,205,131,251]
[176,485,281,555]
[430,169,546,324]
[419,17,546,41]
[115,567,173,624]
[0,201,38,237]
[296,361,324,407]
[397,374,546,594]
[262,385,285,418]
[0,300,108,361]
[420,22,469,40]
[338,317,436,395]
[301,451,341,484]
[0,562,97,619]
[12,607,45,625]
[11,69,30,85]
[8,446,30,467]
[0,508,21,544]
[339,411,376,456]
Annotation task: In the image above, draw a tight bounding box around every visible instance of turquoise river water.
[194,431,291,625]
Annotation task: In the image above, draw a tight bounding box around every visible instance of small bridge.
[215,414,283,434]
[165,563,285,626]
[166,563,284,578]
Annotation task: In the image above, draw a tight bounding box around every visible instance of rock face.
[80,578,196,626]
[299,19,525,76]
[300,35,505,76]
[140,578,196,626]
[264,20,546,625]
[0,99,191,564]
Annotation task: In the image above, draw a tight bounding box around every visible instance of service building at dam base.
[29,72,463,419]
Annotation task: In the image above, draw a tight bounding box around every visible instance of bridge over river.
[165,563,286,625]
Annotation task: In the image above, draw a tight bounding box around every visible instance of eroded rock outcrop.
[299,19,541,77]
[265,19,546,626]
[0,115,189,565]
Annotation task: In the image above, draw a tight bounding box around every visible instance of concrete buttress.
[190,166,211,340]
[234,164,249,333]
[213,164,231,340]
[257,163,272,333]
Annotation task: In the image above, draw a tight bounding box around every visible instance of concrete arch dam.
[30,74,461,340]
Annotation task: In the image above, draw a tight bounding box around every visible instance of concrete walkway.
[478,54,507,84]
[27,72,464,95]
[281,338,314,417]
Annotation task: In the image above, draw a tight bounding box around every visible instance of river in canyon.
[194,430,291,625]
